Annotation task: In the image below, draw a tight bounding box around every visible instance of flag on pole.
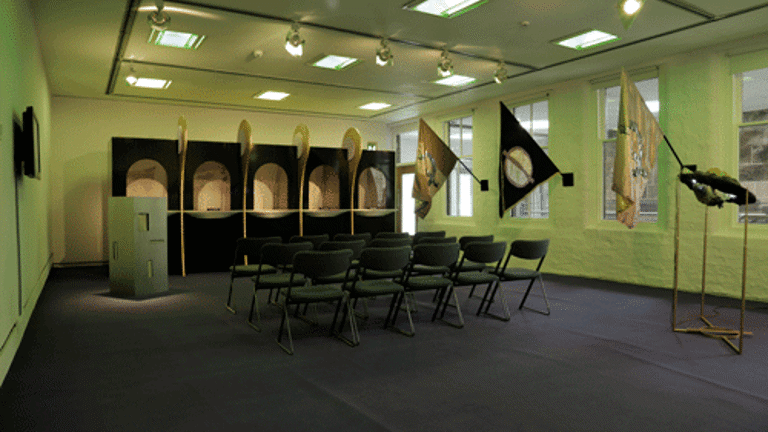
[412,119,458,218]
[612,69,663,228]
[499,102,559,217]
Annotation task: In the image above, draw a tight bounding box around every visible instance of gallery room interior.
[2,0,768,430]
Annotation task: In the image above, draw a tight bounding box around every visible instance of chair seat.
[314,272,352,285]
[403,275,453,291]
[231,264,277,275]
[350,280,404,296]
[454,271,499,286]
[456,261,486,272]
[251,273,306,289]
[496,267,540,281]
[363,269,404,280]
[289,285,344,302]
[411,264,451,275]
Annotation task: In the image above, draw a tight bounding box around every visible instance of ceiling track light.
[285,23,304,57]
[376,39,393,66]
[437,50,453,77]
[148,0,170,31]
[618,0,645,29]
[493,62,508,84]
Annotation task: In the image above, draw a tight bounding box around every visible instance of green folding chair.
[226,236,281,314]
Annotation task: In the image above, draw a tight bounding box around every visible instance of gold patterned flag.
[612,69,663,228]
[412,119,458,218]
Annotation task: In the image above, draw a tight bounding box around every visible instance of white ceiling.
[28,0,768,123]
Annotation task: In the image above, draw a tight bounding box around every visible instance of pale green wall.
[49,96,392,265]
[1,0,53,385]
[412,36,768,303]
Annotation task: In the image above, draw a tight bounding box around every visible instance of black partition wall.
[112,139,396,274]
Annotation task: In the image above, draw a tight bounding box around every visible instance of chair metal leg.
[276,303,294,355]
[478,280,510,321]
[226,277,237,314]
[333,295,359,347]
[437,285,464,328]
[388,291,415,337]
[247,292,262,332]
[519,276,550,315]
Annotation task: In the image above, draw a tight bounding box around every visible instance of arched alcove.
[308,165,340,210]
[193,161,231,211]
[126,159,168,199]
[357,167,388,209]
[254,163,289,210]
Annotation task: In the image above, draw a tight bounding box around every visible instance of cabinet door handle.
[112,242,119,260]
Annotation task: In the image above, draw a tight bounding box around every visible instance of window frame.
[445,115,473,217]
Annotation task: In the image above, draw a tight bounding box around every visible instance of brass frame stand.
[672,181,751,354]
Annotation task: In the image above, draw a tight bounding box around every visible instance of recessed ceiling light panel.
[359,102,391,110]
[127,77,172,89]
[149,30,206,49]
[554,30,619,50]
[434,75,476,86]
[312,55,360,71]
[404,0,488,18]
[255,91,290,101]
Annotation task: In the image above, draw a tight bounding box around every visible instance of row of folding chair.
[225,233,551,355]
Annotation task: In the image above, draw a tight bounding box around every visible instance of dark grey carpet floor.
[1,267,766,431]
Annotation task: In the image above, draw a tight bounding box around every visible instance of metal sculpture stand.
[672,181,751,354]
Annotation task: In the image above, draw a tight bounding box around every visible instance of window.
[511,100,549,218]
[396,130,418,164]
[599,78,659,222]
[735,67,768,223]
[446,116,473,217]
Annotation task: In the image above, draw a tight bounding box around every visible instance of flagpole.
[456,157,483,186]
[663,135,686,171]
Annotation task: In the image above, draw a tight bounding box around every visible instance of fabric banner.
[498,102,559,217]
[612,69,663,228]
[412,119,458,218]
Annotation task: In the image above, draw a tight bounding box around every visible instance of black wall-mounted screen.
[16,106,41,179]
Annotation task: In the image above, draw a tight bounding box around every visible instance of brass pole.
[672,179,680,329]
[740,198,748,353]
[701,206,708,317]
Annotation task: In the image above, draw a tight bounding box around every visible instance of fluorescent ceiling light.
[255,91,290,101]
[404,0,488,18]
[555,30,619,50]
[359,102,391,110]
[127,77,172,89]
[150,30,206,49]
[312,55,359,70]
[434,75,476,86]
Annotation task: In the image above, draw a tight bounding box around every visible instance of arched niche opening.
[308,165,340,210]
[126,159,168,199]
[254,163,289,210]
[193,161,231,211]
[357,167,388,209]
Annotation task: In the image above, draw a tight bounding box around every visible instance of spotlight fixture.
[493,62,508,84]
[147,0,170,31]
[375,39,393,66]
[618,0,645,29]
[285,23,304,57]
[437,50,453,78]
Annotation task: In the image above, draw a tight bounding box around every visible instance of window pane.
[741,68,768,123]
[397,130,418,164]
[738,124,768,223]
[446,116,472,217]
[514,105,531,130]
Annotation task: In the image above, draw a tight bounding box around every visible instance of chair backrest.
[458,235,494,251]
[369,237,412,248]
[411,242,460,267]
[461,241,506,265]
[319,240,366,261]
[416,236,457,244]
[293,249,353,279]
[358,246,412,273]
[412,230,446,244]
[233,236,282,264]
[260,242,314,267]
[375,231,411,240]
[289,234,330,250]
[500,239,550,271]
[334,232,372,245]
